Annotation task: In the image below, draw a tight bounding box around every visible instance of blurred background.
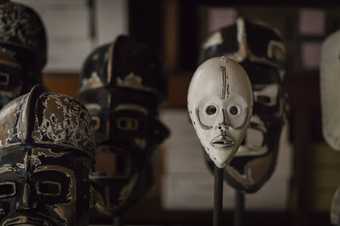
[13,0,340,226]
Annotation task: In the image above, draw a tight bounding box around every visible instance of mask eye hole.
[257,96,272,104]
[116,117,139,131]
[0,72,9,86]
[228,105,240,116]
[205,105,217,115]
[0,182,16,198]
[36,181,61,196]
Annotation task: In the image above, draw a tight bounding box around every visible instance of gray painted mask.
[0,86,95,226]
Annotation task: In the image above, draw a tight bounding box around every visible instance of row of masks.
[0,0,289,196]
[0,1,290,225]
[0,1,170,224]
[0,34,170,226]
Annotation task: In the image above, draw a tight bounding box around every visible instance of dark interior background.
[39,1,340,226]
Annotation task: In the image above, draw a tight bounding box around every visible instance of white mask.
[321,30,340,150]
[188,57,253,168]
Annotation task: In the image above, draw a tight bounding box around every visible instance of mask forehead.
[189,57,253,105]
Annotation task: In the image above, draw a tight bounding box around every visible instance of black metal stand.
[112,214,122,226]
[234,190,245,226]
[213,166,224,226]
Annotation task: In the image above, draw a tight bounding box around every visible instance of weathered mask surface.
[0,86,95,226]
[0,1,47,108]
[200,17,287,192]
[321,30,340,150]
[188,57,253,168]
[79,35,169,215]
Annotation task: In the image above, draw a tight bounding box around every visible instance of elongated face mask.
[321,30,340,150]
[188,57,253,168]
[200,17,287,192]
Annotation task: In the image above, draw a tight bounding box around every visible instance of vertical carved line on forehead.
[220,65,226,98]
[220,57,230,99]
[226,61,231,98]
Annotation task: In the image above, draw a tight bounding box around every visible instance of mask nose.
[216,108,231,129]
[17,183,35,210]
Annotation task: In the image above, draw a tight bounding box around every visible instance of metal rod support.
[234,190,245,226]
[213,166,224,226]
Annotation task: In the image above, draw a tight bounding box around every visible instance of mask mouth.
[2,215,51,226]
[211,136,235,149]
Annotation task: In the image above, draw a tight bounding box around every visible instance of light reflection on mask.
[188,57,253,168]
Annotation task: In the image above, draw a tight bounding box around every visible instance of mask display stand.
[234,190,245,226]
[112,213,122,226]
[213,166,224,226]
[109,188,123,226]
[109,185,124,226]
[213,167,245,226]
[213,166,245,226]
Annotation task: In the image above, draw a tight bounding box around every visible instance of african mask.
[188,57,253,168]
[200,17,287,192]
[321,30,340,150]
[0,0,47,108]
[79,35,169,215]
[0,85,95,226]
